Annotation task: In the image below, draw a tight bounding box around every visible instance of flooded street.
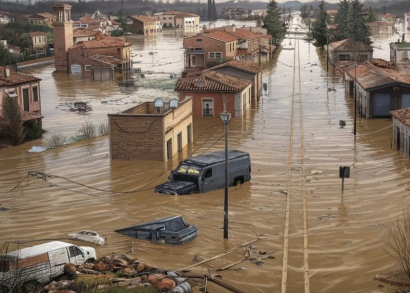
[1,25,410,293]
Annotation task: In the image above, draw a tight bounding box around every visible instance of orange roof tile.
[203,31,238,43]
[330,39,372,52]
[73,28,96,38]
[390,107,410,126]
[206,60,262,74]
[0,66,41,87]
[174,70,251,92]
[345,61,410,90]
[227,28,263,40]
[129,15,157,23]
[70,36,131,50]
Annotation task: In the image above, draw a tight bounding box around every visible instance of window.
[23,88,29,112]
[117,48,121,53]
[339,54,350,61]
[202,99,214,116]
[32,86,38,102]
[85,65,91,71]
[177,132,182,151]
[187,124,192,144]
[196,38,202,42]
[69,246,83,257]
[204,168,212,179]
[208,52,222,59]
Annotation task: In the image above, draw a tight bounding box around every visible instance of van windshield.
[176,165,201,176]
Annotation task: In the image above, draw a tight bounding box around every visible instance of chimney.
[3,67,10,78]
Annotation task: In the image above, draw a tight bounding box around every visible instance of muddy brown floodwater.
[1,29,410,293]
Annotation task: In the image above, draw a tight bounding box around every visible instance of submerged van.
[155,150,251,195]
[0,241,96,293]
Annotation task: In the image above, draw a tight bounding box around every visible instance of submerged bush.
[77,120,96,140]
[45,133,67,149]
[98,120,109,136]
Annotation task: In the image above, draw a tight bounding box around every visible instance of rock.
[100,255,111,263]
[94,262,112,272]
[129,277,141,285]
[140,275,148,282]
[148,274,165,288]
[120,267,135,277]
[97,285,110,289]
[83,263,95,269]
[158,278,176,291]
[117,282,129,288]
[110,256,129,267]
[136,262,146,272]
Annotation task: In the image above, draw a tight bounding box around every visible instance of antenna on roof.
[169,98,179,108]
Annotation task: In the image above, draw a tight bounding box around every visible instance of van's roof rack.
[184,150,249,167]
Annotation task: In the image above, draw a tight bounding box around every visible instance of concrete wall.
[393,118,410,156]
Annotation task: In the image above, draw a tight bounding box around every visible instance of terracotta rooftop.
[88,54,128,67]
[174,70,251,92]
[28,12,54,19]
[73,28,96,38]
[345,61,410,90]
[379,13,395,18]
[330,39,372,51]
[129,15,157,23]
[366,21,395,27]
[70,36,130,50]
[390,107,410,126]
[206,60,263,74]
[0,66,41,87]
[29,31,47,37]
[227,28,263,40]
[202,31,238,43]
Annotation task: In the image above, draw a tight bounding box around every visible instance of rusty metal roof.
[206,60,262,74]
[174,70,251,92]
[391,107,410,126]
[345,61,410,90]
[330,39,372,52]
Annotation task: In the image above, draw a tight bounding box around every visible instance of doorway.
[397,127,401,151]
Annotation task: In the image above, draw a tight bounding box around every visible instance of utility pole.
[354,63,357,136]
[326,36,329,72]
[258,44,261,66]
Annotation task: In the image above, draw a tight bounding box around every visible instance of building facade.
[328,39,373,64]
[391,108,410,156]
[109,97,193,161]
[390,42,410,62]
[153,11,200,30]
[344,61,410,118]
[29,31,47,54]
[0,67,42,132]
[129,15,162,36]
[175,70,252,118]
[366,21,395,36]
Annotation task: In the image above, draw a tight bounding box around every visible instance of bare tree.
[2,95,26,146]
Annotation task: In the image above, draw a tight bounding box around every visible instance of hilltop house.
[390,42,410,62]
[344,61,410,118]
[27,12,54,25]
[328,39,373,64]
[0,67,42,133]
[174,70,252,118]
[391,107,410,156]
[129,15,162,36]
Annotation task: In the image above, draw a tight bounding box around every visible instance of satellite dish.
[154,98,164,107]
[169,99,179,108]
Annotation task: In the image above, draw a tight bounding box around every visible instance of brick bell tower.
[52,4,73,72]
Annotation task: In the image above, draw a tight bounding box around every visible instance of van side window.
[204,168,212,179]
[69,246,83,257]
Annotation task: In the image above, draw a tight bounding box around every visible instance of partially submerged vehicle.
[115,216,197,245]
[68,230,106,246]
[155,150,251,195]
[0,241,96,293]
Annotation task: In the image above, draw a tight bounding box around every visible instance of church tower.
[52,4,73,72]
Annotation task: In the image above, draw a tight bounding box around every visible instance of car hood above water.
[155,181,197,195]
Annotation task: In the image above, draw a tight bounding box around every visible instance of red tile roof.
[174,70,251,92]
[73,28,96,38]
[70,36,131,50]
[227,28,263,40]
[27,12,54,19]
[203,31,238,43]
[29,31,47,37]
[206,60,262,74]
[390,107,410,126]
[0,66,41,87]
[345,61,410,90]
[330,39,372,51]
[88,54,128,67]
[129,15,157,23]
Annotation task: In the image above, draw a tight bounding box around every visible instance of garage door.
[402,94,410,108]
[373,94,391,117]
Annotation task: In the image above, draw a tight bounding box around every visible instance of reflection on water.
[2,25,410,293]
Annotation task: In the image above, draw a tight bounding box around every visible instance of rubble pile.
[45,254,191,293]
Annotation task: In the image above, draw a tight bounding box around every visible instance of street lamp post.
[219,111,231,239]
[354,63,357,136]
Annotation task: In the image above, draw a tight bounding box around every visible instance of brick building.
[109,97,193,161]
[328,39,373,65]
[53,3,132,80]
[206,60,263,101]
[129,15,162,36]
[153,11,200,30]
[27,12,54,25]
[29,31,47,54]
[0,67,42,132]
[174,70,252,118]
[391,108,410,156]
[344,61,410,118]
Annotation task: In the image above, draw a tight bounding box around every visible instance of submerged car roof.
[5,241,74,258]
[183,150,249,167]
[115,215,186,232]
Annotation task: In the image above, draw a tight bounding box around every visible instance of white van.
[0,241,96,293]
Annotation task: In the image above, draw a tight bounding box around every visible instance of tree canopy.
[310,0,329,47]
[264,0,286,45]
[0,43,14,66]
[346,0,371,44]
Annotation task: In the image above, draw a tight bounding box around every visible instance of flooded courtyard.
[1,25,410,293]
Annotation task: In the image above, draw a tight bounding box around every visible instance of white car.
[68,230,106,246]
